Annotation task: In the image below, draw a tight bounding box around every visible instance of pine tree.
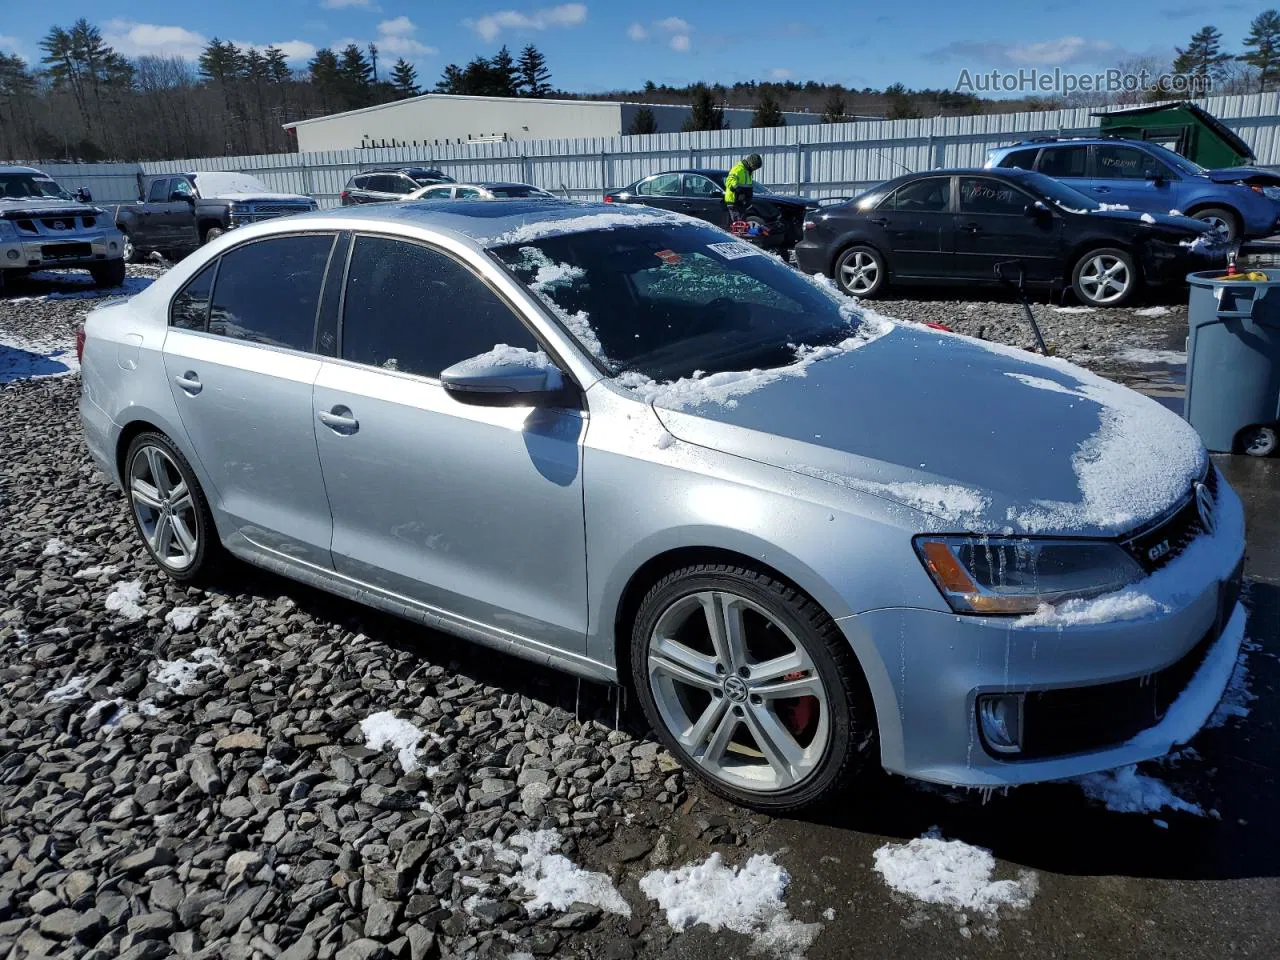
[627,106,658,135]
[1174,25,1233,90]
[682,83,724,131]
[337,43,374,108]
[264,46,290,83]
[368,43,379,83]
[491,45,519,97]
[436,63,464,93]
[752,90,785,127]
[517,44,552,97]
[309,48,341,108]
[1240,11,1280,92]
[199,39,246,84]
[821,89,846,123]
[391,58,419,97]
[243,48,270,83]
[884,82,920,119]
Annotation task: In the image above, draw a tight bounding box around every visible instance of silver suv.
[0,165,126,292]
[79,201,1245,811]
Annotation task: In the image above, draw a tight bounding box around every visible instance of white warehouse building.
[282,93,821,152]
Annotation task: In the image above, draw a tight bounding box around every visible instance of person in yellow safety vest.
[724,153,763,220]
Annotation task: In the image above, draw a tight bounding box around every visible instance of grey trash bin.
[1184,270,1280,456]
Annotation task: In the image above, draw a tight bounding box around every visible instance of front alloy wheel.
[631,565,874,812]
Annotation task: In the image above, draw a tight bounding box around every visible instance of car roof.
[995,136,1156,150]
[0,165,44,175]
[273,199,670,248]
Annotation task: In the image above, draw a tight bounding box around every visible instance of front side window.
[148,179,169,202]
[886,178,951,212]
[421,186,453,199]
[341,236,539,378]
[492,223,864,383]
[455,187,482,198]
[958,177,1027,214]
[170,178,194,199]
[637,174,681,197]
[170,261,216,331]
[1037,145,1088,178]
[208,234,335,350]
[1095,145,1167,181]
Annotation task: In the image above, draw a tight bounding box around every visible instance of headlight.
[1265,186,1280,201]
[914,536,1144,615]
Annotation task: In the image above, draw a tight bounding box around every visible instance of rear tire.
[834,245,887,298]
[1190,206,1241,241]
[123,432,222,584]
[630,563,875,813]
[1071,247,1138,307]
[1240,425,1278,458]
[90,259,127,289]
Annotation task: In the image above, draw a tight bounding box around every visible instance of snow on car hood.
[651,324,1207,537]
[0,198,96,217]
[190,171,310,203]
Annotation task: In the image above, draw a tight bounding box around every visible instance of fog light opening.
[978,694,1024,755]
[5,250,18,260]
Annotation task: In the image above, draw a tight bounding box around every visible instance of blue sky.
[2,1,1275,94]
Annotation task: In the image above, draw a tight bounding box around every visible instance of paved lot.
[0,267,1274,960]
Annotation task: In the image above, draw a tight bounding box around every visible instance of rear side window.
[637,174,681,197]
[170,261,216,331]
[341,236,539,378]
[208,234,335,350]
[1038,145,1088,178]
[999,148,1040,170]
[958,177,1026,214]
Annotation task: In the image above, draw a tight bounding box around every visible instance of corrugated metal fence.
[35,91,1280,208]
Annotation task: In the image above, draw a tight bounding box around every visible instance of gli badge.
[1195,481,1216,535]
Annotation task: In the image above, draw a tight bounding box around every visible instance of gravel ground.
[0,265,1274,960]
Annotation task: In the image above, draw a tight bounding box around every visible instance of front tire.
[630,564,875,813]
[124,432,221,583]
[90,259,127,289]
[834,245,887,298]
[1190,206,1241,241]
[1240,425,1278,458]
[120,230,138,264]
[1071,247,1138,307]
[202,225,225,244]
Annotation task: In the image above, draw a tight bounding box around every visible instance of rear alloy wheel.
[1072,247,1137,307]
[835,245,886,298]
[125,432,220,582]
[1190,207,1240,242]
[631,564,874,812]
[1240,425,1278,458]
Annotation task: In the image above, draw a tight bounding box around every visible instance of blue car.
[986,137,1280,241]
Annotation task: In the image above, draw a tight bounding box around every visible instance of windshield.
[1141,142,1205,176]
[1018,171,1102,212]
[491,223,863,382]
[0,173,74,201]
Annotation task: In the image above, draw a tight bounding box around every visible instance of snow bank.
[45,676,90,703]
[871,827,1037,917]
[153,647,224,695]
[485,207,696,245]
[360,711,426,773]
[1073,765,1203,816]
[1014,591,1164,628]
[640,853,821,957]
[164,607,202,632]
[105,581,147,621]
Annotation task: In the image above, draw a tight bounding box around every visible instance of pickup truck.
[107,172,317,262]
[0,165,126,292]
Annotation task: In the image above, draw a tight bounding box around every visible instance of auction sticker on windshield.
[707,241,763,260]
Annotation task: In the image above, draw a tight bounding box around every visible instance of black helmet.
[745,154,763,171]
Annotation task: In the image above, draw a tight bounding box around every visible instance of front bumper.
[1,229,124,271]
[840,475,1247,787]
[1141,236,1229,285]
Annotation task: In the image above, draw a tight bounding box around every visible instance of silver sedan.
[79,200,1246,812]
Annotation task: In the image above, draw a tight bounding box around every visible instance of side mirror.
[75,187,93,202]
[1025,200,1050,218]
[1144,170,1165,185]
[440,349,566,406]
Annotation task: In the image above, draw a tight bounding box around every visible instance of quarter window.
[637,174,681,197]
[208,234,335,350]
[341,236,539,378]
[1037,145,1088,178]
[958,177,1026,214]
[170,261,216,331]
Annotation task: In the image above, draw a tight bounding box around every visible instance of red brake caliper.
[779,671,819,738]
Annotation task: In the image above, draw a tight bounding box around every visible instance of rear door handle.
[173,371,201,395]
[1093,187,1111,193]
[318,406,359,434]
[960,222,980,233]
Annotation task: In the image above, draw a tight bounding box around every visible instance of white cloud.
[378,16,415,36]
[626,22,648,41]
[769,67,791,79]
[932,35,1116,68]
[0,34,22,57]
[669,34,691,52]
[656,17,690,32]
[371,17,437,57]
[321,0,376,8]
[103,19,317,62]
[464,3,588,42]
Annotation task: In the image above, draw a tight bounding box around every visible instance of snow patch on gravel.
[506,830,632,917]
[1073,765,1204,816]
[1115,347,1186,366]
[76,564,120,579]
[640,853,820,957]
[153,647,225,695]
[45,675,90,702]
[360,711,427,773]
[872,828,1037,918]
[0,331,79,383]
[104,580,147,620]
[1134,306,1172,317]
[164,606,202,632]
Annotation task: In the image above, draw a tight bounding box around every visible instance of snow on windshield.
[486,208,698,246]
[191,171,277,197]
[510,246,608,362]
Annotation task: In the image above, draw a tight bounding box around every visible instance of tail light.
[75,324,86,363]
[340,190,351,204]
[603,195,614,203]
[803,220,816,231]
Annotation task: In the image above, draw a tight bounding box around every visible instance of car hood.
[760,192,818,209]
[1073,206,1212,237]
[651,323,1207,537]
[1200,166,1280,186]
[0,198,97,218]
[203,191,314,203]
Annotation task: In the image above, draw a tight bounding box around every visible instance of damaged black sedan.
[795,168,1228,306]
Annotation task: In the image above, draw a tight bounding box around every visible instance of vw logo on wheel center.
[722,675,749,702]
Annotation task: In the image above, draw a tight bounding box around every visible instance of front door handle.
[173,371,201,395]
[868,217,888,226]
[960,222,980,233]
[318,406,359,434]
[1093,186,1111,193]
